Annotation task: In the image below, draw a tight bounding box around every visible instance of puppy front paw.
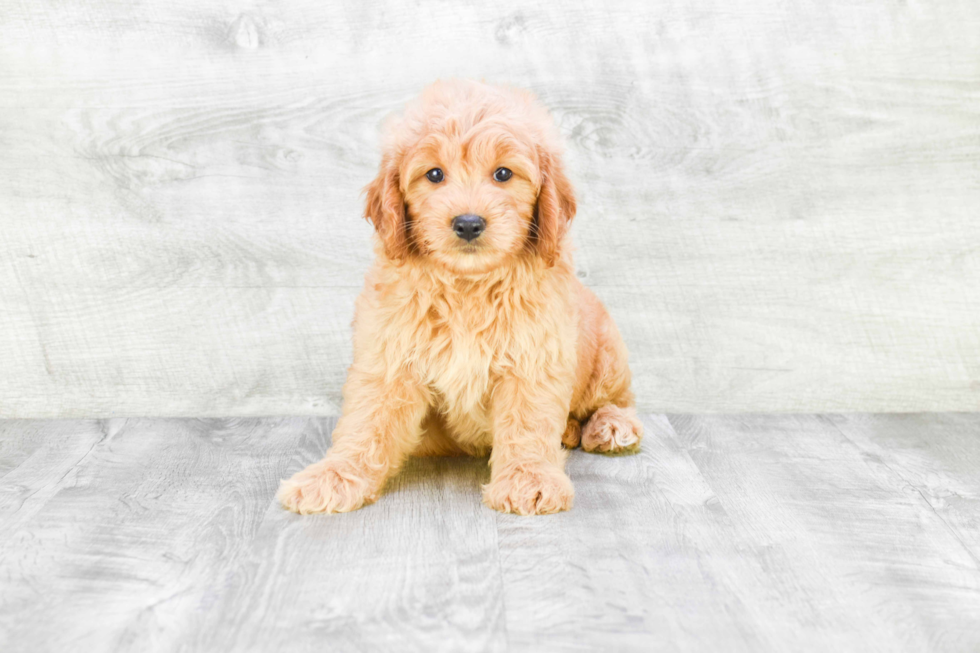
[277,457,377,515]
[482,462,574,515]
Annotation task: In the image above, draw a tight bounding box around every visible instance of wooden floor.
[2,414,979,651]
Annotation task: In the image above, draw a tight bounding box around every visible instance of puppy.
[278,80,642,516]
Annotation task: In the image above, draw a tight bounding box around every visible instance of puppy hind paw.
[581,405,643,454]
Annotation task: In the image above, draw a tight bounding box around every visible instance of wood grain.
[1,414,978,651]
[667,413,980,651]
[2,0,980,416]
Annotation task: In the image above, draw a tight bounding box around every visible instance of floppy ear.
[363,154,409,261]
[533,147,577,266]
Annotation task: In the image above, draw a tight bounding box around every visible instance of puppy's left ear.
[363,154,410,261]
[533,147,577,266]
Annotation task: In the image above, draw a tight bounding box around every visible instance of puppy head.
[364,80,576,274]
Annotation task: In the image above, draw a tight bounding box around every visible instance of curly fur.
[278,80,642,516]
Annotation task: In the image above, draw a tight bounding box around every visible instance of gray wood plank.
[3,414,979,650]
[667,413,980,651]
[495,415,769,652]
[0,417,506,653]
[186,432,506,653]
[2,1,980,416]
[825,413,980,566]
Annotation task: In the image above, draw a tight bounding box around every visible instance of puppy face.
[402,125,539,273]
[364,81,576,274]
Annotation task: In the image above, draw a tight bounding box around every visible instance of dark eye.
[426,168,444,183]
[493,167,513,182]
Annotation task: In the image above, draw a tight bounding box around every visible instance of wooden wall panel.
[1,1,978,416]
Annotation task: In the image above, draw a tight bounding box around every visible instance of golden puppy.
[278,80,642,516]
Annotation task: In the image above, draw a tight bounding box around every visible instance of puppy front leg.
[277,371,428,514]
[483,378,574,515]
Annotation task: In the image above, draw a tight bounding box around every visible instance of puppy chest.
[409,285,576,417]
[424,337,495,414]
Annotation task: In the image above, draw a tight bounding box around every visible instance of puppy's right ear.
[363,154,409,261]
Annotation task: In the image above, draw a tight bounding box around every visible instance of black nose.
[451,214,486,242]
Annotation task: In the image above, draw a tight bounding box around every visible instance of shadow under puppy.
[278,80,642,516]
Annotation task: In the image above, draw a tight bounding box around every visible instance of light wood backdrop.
[1,1,978,417]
